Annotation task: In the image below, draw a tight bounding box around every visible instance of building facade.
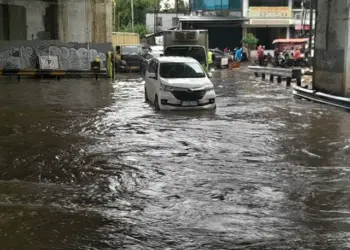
[242,0,315,49]
[0,0,113,43]
[0,0,113,70]
[146,12,186,33]
[178,0,315,50]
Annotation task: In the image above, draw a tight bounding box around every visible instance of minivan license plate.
[182,101,198,106]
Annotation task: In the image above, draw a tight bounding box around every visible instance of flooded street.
[1,70,350,250]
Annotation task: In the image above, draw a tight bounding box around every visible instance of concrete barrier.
[0,69,107,82]
[248,66,302,87]
[293,85,350,110]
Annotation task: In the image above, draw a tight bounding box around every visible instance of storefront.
[179,16,247,50]
[242,6,293,49]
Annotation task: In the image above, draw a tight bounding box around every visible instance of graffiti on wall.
[0,44,107,70]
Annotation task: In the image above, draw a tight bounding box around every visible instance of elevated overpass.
[313,0,350,97]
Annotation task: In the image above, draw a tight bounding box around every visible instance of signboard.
[248,7,291,18]
[295,24,310,30]
[39,55,59,69]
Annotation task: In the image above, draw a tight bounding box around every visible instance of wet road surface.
[1,71,350,250]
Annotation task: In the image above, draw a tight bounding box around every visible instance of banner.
[248,7,291,18]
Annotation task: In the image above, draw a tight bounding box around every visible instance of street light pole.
[131,0,134,32]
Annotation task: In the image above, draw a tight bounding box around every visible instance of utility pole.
[131,0,134,32]
[309,0,314,48]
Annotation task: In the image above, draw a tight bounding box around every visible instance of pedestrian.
[208,50,214,70]
[257,45,264,66]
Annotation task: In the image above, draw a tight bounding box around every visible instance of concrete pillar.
[242,0,249,17]
[313,0,350,96]
[286,27,290,38]
[242,27,247,37]
[288,0,293,8]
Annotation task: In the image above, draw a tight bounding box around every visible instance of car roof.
[156,56,198,63]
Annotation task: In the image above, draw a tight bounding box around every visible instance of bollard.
[286,77,292,86]
[296,77,301,86]
[270,74,274,82]
[277,76,282,83]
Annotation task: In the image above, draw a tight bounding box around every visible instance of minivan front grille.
[171,89,206,101]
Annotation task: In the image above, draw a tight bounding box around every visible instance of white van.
[144,56,216,111]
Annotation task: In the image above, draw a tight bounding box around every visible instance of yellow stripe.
[18,71,37,75]
[51,71,65,76]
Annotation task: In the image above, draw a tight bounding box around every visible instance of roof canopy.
[178,16,248,22]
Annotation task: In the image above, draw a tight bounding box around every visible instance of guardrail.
[248,66,302,86]
[0,69,107,82]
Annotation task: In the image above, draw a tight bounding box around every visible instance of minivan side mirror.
[207,72,213,78]
[149,72,156,79]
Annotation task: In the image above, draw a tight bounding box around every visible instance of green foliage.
[241,33,259,49]
[114,0,155,31]
[119,23,150,38]
[162,0,189,12]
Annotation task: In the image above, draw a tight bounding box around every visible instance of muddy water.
[1,71,350,250]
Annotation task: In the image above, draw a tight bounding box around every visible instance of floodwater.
[1,70,350,250]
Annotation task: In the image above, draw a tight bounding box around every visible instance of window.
[120,45,142,55]
[148,60,158,74]
[160,62,206,78]
[156,17,162,26]
[293,0,303,9]
[172,17,179,27]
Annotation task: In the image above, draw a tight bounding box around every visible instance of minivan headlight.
[160,82,174,92]
[204,85,214,91]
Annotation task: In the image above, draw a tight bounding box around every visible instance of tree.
[241,33,259,50]
[161,0,189,12]
[114,0,155,31]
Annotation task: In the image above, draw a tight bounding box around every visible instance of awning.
[272,38,309,44]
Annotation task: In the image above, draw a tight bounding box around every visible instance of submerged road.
[1,70,350,250]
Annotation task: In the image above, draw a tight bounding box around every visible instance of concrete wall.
[0,40,112,70]
[313,0,350,96]
[0,0,112,43]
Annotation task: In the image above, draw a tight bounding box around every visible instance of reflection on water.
[1,73,350,249]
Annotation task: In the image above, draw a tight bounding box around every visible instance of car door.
[145,59,158,103]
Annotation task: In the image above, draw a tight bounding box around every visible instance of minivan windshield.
[120,45,142,55]
[164,46,206,65]
[160,62,206,78]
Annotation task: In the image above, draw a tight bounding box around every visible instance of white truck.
[163,30,209,71]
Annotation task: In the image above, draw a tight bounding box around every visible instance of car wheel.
[144,87,148,102]
[154,94,160,110]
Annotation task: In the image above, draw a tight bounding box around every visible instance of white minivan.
[144,56,216,111]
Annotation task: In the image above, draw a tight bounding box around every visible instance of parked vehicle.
[272,38,309,67]
[118,44,143,72]
[144,56,216,111]
[209,48,230,69]
[113,32,142,72]
[140,46,164,76]
[163,30,209,71]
